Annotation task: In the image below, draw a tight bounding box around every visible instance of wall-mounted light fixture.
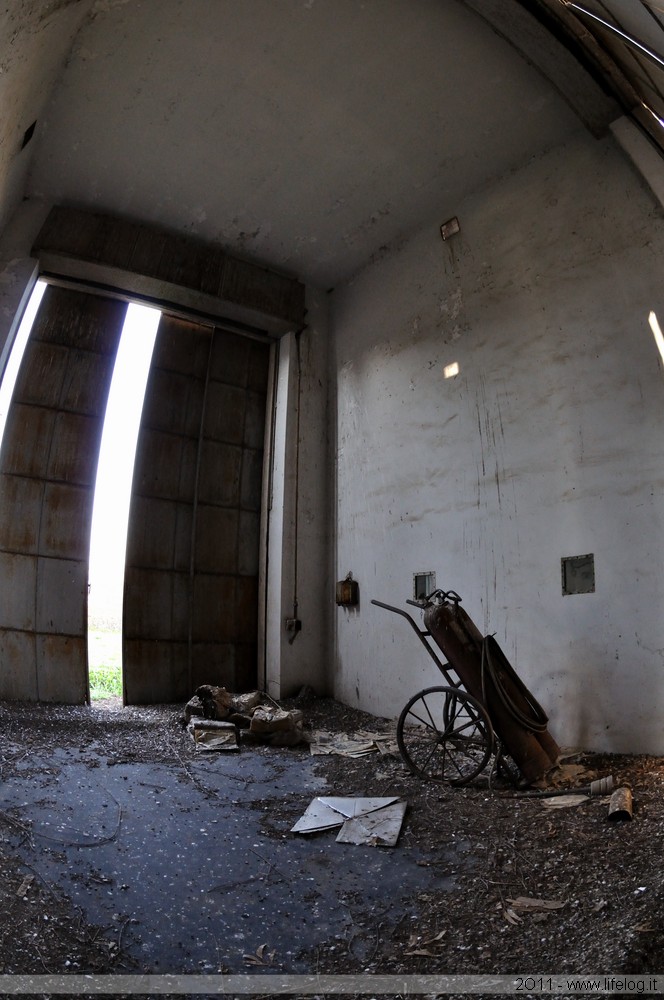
[440,217,460,241]
[336,572,359,607]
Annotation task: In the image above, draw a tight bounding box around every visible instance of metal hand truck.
[372,589,559,787]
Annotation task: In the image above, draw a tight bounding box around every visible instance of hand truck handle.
[407,589,463,608]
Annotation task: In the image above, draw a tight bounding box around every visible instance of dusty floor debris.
[0,695,662,987]
[186,685,304,746]
[189,718,239,752]
[306,729,399,758]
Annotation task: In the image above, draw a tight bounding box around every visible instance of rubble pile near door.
[184,685,304,747]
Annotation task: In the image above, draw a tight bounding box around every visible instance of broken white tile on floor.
[291,796,399,833]
[335,800,407,847]
[291,796,405,846]
[290,799,348,833]
[318,796,399,818]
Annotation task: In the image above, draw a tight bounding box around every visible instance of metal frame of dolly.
[372,593,500,786]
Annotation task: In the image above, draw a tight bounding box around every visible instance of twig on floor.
[165,733,247,797]
[30,793,123,849]
[117,915,134,954]
[250,847,290,883]
[0,810,33,842]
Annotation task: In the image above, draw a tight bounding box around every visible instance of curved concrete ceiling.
[2,0,623,286]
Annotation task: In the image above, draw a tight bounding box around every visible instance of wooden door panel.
[0,286,126,702]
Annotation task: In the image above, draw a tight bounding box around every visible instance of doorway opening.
[87,302,160,702]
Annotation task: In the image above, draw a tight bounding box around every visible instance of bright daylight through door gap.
[0,279,47,458]
[88,302,160,701]
[0,289,159,702]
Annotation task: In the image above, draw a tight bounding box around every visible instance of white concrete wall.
[330,131,664,753]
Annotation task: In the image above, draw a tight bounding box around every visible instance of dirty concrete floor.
[1,696,663,989]
[0,698,447,978]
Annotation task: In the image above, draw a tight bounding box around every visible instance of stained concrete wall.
[330,130,664,753]
[0,1,92,234]
[265,287,330,699]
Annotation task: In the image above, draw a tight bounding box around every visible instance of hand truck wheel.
[396,685,494,785]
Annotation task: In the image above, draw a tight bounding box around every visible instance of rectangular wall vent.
[561,553,595,595]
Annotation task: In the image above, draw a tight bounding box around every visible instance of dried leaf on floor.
[405,929,446,956]
[16,875,34,897]
[243,943,276,966]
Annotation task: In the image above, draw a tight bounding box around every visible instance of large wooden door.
[0,286,126,702]
[123,317,270,704]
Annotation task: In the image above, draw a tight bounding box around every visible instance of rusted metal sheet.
[40,483,93,559]
[191,575,237,643]
[122,638,188,704]
[209,328,251,383]
[13,342,69,407]
[0,285,125,704]
[0,476,41,553]
[48,412,100,485]
[203,382,246,443]
[123,316,269,704]
[198,441,242,506]
[133,428,197,502]
[140,368,205,437]
[1,404,55,477]
[36,556,87,633]
[0,552,37,631]
[0,629,37,700]
[13,341,113,416]
[194,506,239,574]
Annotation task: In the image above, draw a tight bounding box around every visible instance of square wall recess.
[561,553,595,595]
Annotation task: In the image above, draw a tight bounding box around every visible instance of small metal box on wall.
[336,573,359,607]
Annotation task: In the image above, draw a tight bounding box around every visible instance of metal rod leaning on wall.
[288,330,302,644]
[187,327,216,690]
